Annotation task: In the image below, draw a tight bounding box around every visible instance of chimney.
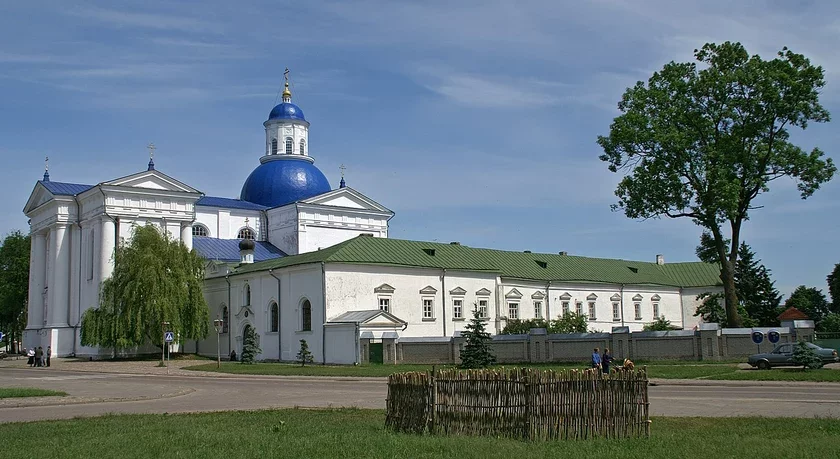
[558,251,568,256]
[656,254,665,265]
[239,238,255,264]
[450,241,460,245]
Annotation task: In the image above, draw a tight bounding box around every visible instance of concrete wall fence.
[360,324,816,365]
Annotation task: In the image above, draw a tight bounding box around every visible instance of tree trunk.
[720,260,742,327]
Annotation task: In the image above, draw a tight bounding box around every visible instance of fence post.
[524,370,532,441]
[428,367,437,434]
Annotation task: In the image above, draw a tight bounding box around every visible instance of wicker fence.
[385,367,650,441]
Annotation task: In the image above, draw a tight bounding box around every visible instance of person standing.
[46,346,51,367]
[35,346,43,367]
[27,348,34,366]
[591,347,601,370]
[602,348,613,374]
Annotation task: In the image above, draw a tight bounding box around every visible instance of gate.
[369,342,384,364]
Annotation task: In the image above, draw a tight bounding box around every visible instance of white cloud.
[64,6,218,32]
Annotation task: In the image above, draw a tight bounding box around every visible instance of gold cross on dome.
[147,143,156,159]
[339,164,346,178]
[245,217,250,227]
[45,156,49,172]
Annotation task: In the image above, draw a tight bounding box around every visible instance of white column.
[99,217,116,283]
[69,224,81,326]
[27,231,47,328]
[181,222,193,251]
[48,223,70,327]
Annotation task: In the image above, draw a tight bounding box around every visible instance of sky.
[1,0,838,299]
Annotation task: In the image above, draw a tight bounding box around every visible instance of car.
[748,342,839,370]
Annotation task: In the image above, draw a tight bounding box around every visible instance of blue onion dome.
[268,102,306,121]
[240,158,331,208]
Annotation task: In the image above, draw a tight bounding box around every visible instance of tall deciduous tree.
[784,286,830,324]
[81,224,209,352]
[828,263,840,313]
[0,231,30,353]
[598,42,836,327]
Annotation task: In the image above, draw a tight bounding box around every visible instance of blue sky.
[1,1,838,299]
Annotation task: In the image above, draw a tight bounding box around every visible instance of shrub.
[296,339,314,366]
[240,327,261,364]
[459,306,496,369]
[791,341,823,370]
[643,316,680,331]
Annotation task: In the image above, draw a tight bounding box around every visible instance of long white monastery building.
[22,80,722,361]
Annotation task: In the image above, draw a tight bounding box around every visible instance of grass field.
[0,388,67,399]
[185,361,840,381]
[1,409,838,458]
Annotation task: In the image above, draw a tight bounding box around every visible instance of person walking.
[602,348,613,374]
[591,347,601,370]
[46,346,51,367]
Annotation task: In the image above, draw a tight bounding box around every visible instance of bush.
[296,339,314,366]
[791,341,823,370]
[240,327,261,364]
[500,313,590,335]
[643,316,680,331]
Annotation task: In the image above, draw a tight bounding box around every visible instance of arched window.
[270,302,279,332]
[285,137,293,154]
[222,306,229,333]
[301,299,312,331]
[192,224,208,237]
[237,228,254,240]
[271,138,278,155]
[244,283,251,306]
[299,139,305,155]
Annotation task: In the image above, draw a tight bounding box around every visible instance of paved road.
[1,367,839,423]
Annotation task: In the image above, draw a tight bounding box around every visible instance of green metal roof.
[232,236,721,288]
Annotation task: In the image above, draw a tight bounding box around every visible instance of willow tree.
[598,42,836,327]
[81,224,209,351]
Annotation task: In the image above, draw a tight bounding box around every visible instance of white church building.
[22,79,722,362]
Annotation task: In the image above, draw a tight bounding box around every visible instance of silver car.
[748,342,839,370]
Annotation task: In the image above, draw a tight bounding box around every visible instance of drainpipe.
[545,281,551,321]
[678,287,686,330]
[225,274,232,356]
[620,284,626,327]
[72,195,83,357]
[495,277,502,334]
[269,268,282,361]
[440,268,447,336]
[321,262,327,365]
[355,322,361,365]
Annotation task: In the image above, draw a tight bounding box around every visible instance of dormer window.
[285,137,293,154]
[271,138,278,155]
[299,139,305,155]
[192,224,209,237]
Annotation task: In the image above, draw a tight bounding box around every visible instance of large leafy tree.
[784,286,830,324]
[828,263,840,313]
[0,231,30,353]
[598,42,836,327]
[81,224,209,352]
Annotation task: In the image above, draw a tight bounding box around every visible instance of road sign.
[751,331,764,344]
[164,331,175,342]
[767,330,781,344]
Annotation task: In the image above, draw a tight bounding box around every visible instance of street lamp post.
[213,318,224,369]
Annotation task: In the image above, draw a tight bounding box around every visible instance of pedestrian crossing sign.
[164,331,175,342]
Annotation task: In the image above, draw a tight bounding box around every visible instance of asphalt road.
[1,367,839,423]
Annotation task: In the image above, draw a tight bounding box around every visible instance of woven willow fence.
[385,367,650,441]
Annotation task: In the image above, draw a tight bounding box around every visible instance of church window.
[285,137,293,154]
[534,301,542,319]
[192,224,208,237]
[299,139,305,155]
[588,301,597,320]
[237,228,255,240]
[508,302,519,319]
[270,302,279,332]
[422,298,434,319]
[222,306,229,333]
[301,299,312,331]
[244,283,251,306]
[379,297,390,313]
[562,301,570,315]
[271,138,278,155]
[634,303,642,320]
[478,299,488,318]
[612,302,621,322]
[452,299,463,319]
[575,301,583,315]
[653,302,660,319]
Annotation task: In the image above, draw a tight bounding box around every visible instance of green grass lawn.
[185,361,840,382]
[0,387,67,399]
[0,409,838,458]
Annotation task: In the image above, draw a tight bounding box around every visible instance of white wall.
[195,207,264,240]
[324,323,358,364]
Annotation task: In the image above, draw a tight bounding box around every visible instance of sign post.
[161,321,170,369]
[751,330,764,354]
[164,331,175,375]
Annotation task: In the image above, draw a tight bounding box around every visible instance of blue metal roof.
[193,237,285,262]
[196,196,268,211]
[268,102,306,121]
[40,181,94,196]
[240,158,331,208]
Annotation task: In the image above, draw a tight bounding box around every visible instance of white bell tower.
[263,69,311,163]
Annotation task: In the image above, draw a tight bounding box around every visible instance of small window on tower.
[271,138,278,155]
[299,139,305,155]
[238,228,255,240]
[285,137,293,154]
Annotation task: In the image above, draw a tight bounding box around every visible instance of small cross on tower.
[147,143,156,171]
[339,164,347,188]
[43,156,50,181]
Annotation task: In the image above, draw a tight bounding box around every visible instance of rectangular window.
[534,301,542,319]
[453,299,463,319]
[508,302,519,319]
[478,299,488,318]
[588,301,596,321]
[612,302,621,322]
[575,301,583,315]
[634,303,642,320]
[653,303,660,318]
[562,301,570,315]
[422,299,434,319]
[379,298,390,313]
